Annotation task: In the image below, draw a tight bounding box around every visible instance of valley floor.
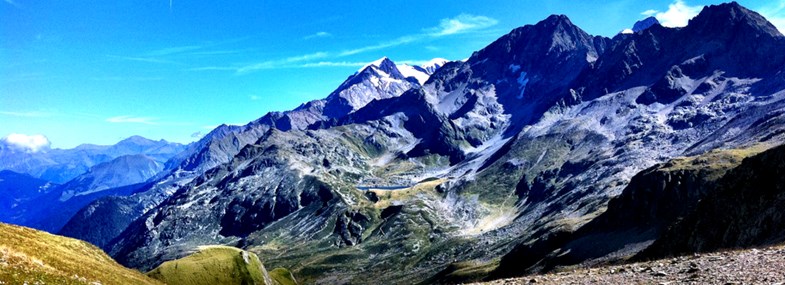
[471,245,785,285]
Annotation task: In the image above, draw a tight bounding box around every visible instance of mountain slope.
[59,154,163,200]
[0,170,57,222]
[145,245,296,285]
[62,57,449,251]
[491,145,768,278]
[641,143,785,258]
[71,2,785,284]
[0,222,162,285]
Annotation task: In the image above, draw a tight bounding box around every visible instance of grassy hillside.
[0,222,162,285]
[146,245,297,285]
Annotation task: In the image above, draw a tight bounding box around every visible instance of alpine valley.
[4,2,785,285]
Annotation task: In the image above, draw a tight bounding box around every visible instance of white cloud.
[649,0,703,28]
[427,14,499,36]
[1,133,51,153]
[641,9,658,17]
[769,17,785,34]
[106,115,158,125]
[304,31,332,40]
[758,0,785,34]
[621,29,634,34]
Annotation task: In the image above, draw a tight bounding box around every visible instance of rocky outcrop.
[492,148,751,278]
[641,143,785,258]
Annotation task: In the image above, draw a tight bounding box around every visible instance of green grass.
[269,268,297,285]
[0,222,162,285]
[146,245,297,285]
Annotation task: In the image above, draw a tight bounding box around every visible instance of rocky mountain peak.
[633,16,660,32]
[688,1,782,37]
[359,57,397,74]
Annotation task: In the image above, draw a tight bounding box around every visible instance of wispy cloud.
[90,76,164,81]
[147,45,204,56]
[189,14,494,73]
[299,61,367,68]
[426,14,499,36]
[107,55,180,65]
[0,111,53,118]
[644,0,702,28]
[188,49,247,56]
[304,31,332,40]
[339,14,497,57]
[758,0,785,34]
[338,35,419,56]
[106,115,159,125]
[236,51,329,73]
[3,0,20,8]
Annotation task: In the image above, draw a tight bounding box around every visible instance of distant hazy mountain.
[0,136,185,237]
[0,154,166,234]
[58,154,163,201]
[0,135,185,183]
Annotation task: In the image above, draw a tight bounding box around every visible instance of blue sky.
[2,0,784,149]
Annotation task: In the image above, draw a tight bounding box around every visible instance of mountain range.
[0,137,184,234]
[3,2,785,284]
[0,135,184,183]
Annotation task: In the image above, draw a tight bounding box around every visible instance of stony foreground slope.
[472,244,785,285]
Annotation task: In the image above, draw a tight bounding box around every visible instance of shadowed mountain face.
[45,2,785,284]
[0,170,57,223]
[640,143,785,259]
[1,154,166,234]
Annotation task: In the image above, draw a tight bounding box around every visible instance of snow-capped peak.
[420,58,449,74]
[397,64,430,85]
[397,58,450,85]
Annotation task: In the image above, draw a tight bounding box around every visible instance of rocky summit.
[5,2,785,285]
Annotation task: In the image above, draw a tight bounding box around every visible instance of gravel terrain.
[473,245,785,285]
